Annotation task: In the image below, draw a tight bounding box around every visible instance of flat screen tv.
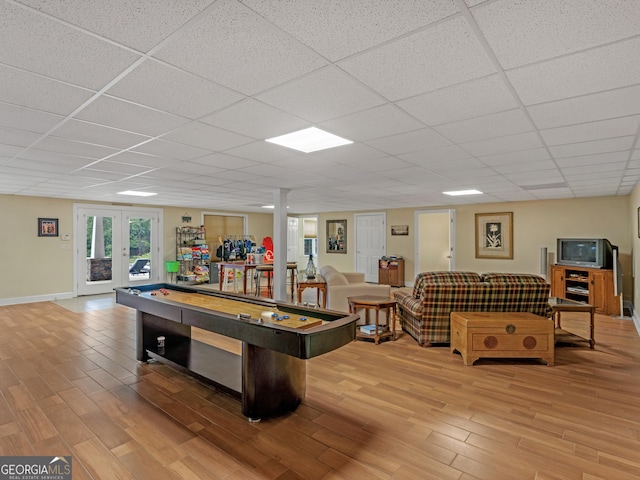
[556,238,614,269]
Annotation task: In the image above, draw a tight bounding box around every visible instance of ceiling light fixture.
[443,189,483,196]
[117,190,158,197]
[265,127,352,153]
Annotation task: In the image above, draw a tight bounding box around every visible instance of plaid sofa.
[393,271,551,346]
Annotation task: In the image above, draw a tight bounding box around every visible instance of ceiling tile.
[161,122,253,152]
[508,36,640,105]
[17,0,215,52]
[132,138,212,161]
[529,84,640,129]
[364,128,450,155]
[75,95,189,137]
[478,147,550,166]
[52,119,151,150]
[190,153,260,170]
[473,0,640,69]
[0,2,140,90]
[396,74,518,126]
[549,136,635,158]
[0,126,42,148]
[241,0,459,61]
[340,16,496,101]
[434,109,533,143]
[154,0,327,95]
[399,145,473,165]
[319,104,424,142]
[460,132,544,157]
[30,136,118,159]
[556,151,630,168]
[257,66,385,123]
[0,65,94,116]
[0,103,63,133]
[107,60,244,119]
[540,116,640,146]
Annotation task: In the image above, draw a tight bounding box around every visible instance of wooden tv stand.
[550,264,620,316]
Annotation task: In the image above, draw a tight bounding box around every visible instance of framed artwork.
[391,225,409,236]
[637,207,640,238]
[326,219,346,254]
[475,212,513,259]
[38,218,59,237]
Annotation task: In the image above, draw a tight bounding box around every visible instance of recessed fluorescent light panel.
[443,189,483,196]
[117,190,157,197]
[266,127,352,153]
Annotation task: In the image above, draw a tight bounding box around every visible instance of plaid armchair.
[394,272,551,346]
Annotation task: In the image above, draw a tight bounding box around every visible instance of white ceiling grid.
[0,0,638,213]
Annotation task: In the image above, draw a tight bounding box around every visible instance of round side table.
[347,295,397,345]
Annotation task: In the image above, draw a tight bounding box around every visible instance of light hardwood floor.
[1,299,639,479]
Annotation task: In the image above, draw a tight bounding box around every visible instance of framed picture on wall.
[637,207,640,238]
[475,212,513,259]
[38,218,59,237]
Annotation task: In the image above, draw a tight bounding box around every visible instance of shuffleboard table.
[115,283,358,421]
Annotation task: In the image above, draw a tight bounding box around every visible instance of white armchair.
[319,265,391,324]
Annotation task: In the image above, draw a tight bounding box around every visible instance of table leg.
[391,305,396,340]
[374,308,380,345]
[219,265,224,290]
[298,285,304,304]
[589,310,595,349]
[242,267,247,295]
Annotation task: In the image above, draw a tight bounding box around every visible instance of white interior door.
[355,213,386,283]
[415,209,455,277]
[75,205,162,296]
[287,217,298,263]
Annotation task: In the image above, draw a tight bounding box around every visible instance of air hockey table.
[115,283,358,421]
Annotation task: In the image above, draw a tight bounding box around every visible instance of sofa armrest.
[342,272,366,283]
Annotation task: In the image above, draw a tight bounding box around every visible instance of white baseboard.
[0,292,74,307]
[633,312,640,336]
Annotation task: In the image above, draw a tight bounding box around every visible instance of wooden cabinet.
[378,258,404,287]
[550,264,620,315]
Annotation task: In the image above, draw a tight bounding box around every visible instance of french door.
[74,204,162,296]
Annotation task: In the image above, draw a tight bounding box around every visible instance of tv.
[556,238,615,269]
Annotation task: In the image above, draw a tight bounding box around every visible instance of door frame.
[73,203,164,296]
[413,208,456,279]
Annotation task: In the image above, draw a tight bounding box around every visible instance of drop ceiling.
[1,0,639,214]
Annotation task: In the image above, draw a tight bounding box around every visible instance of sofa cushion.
[412,271,482,297]
[481,272,547,285]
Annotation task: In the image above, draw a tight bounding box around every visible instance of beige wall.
[0,193,633,306]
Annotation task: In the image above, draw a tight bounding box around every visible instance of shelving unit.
[550,264,620,315]
[378,257,405,287]
[176,226,210,284]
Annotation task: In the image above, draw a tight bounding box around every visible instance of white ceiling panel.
[257,66,385,123]
[508,37,640,105]
[200,99,308,139]
[473,0,640,69]
[340,16,496,101]
[529,84,640,130]
[0,2,140,90]
[242,0,459,61]
[0,66,94,116]
[434,109,533,144]
[549,137,635,159]
[396,74,518,126]
[365,128,450,155]
[16,0,216,52]
[0,0,638,212]
[154,0,328,95]
[319,104,424,142]
[76,96,189,137]
[540,116,640,147]
[0,103,63,133]
[107,60,244,119]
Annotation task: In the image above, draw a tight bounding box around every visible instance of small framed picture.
[637,207,640,238]
[475,212,513,259]
[38,218,59,237]
[391,225,409,236]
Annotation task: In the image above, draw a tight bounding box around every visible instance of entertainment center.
[550,238,621,316]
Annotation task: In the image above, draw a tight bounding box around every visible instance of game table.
[115,283,358,421]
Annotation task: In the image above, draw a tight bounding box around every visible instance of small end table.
[549,297,596,349]
[348,295,396,345]
[297,275,327,309]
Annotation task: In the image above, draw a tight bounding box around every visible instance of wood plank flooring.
[1,300,639,479]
